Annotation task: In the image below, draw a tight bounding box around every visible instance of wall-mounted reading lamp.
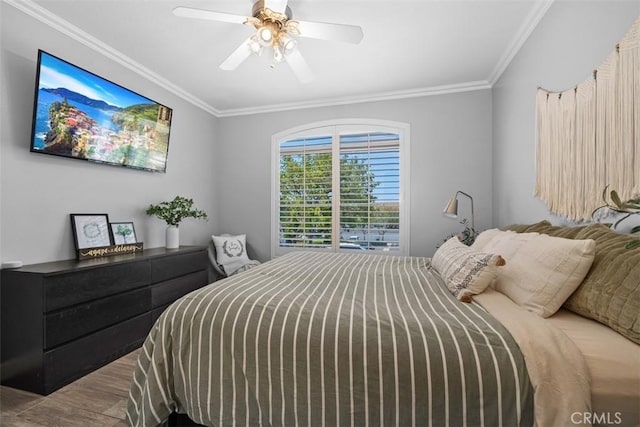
[443,190,475,233]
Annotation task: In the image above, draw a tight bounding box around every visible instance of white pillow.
[470,228,504,251]
[482,230,596,317]
[212,234,251,276]
[432,237,506,302]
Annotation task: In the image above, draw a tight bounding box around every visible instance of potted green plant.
[146,196,207,248]
[438,218,478,248]
[592,186,640,249]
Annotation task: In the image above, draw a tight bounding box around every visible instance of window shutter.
[279,136,333,249]
[339,132,400,251]
[274,122,408,255]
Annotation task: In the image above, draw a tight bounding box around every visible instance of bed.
[126,222,640,427]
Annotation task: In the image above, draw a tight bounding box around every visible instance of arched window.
[271,119,410,257]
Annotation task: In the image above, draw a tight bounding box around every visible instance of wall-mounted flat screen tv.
[30,50,172,172]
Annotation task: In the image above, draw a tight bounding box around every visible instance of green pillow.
[503,221,639,344]
[502,220,587,238]
[563,224,640,344]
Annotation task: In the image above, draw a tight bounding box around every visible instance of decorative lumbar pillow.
[212,234,251,276]
[481,230,596,318]
[432,237,506,302]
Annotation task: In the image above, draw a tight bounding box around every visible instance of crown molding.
[6,0,551,119]
[216,0,553,117]
[5,0,221,117]
[216,80,492,117]
[487,0,554,85]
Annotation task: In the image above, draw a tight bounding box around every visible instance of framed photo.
[70,214,112,250]
[110,222,137,244]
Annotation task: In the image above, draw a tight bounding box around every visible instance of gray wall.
[0,4,219,265]
[11,0,602,264]
[492,1,640,227]
[216,90,493,261]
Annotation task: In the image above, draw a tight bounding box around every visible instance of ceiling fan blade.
[172,6,248,25]
[264,0,289,14]
[220,38,253,71]
[285,49,313,84]
[296,20,363,44]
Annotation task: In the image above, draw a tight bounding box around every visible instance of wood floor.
[0,349,140,426]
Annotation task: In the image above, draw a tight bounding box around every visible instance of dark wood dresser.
[0,246,208,395]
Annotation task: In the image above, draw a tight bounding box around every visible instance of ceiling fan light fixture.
[256,26,274,46]
[279,34,297,53]
[248,36,263,54]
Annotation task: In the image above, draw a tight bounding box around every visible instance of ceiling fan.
[173,0,363,83]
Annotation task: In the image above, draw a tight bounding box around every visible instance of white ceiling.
[18,0,552,117]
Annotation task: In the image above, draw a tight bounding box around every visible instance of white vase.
[166,225,179,249]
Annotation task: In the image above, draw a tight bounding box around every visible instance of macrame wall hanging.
[535,16,640,221]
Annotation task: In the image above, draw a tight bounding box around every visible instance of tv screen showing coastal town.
[31,51,172,172]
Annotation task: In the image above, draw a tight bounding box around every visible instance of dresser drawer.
[44,261,150,312]
[43,313,151,394]
[45,287,151,349]
[150,249,206,283]
[151,270,208,309]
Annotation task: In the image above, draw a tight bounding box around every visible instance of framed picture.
[110,222,137,244]
[70,214,112,250]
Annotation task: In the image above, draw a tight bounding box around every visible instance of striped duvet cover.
[127,251,534,426]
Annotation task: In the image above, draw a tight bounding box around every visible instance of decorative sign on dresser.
[77,242,144,260]
[0,246,208,395]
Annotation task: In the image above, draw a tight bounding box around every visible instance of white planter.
[611,212,640,235]
[166,225,179,249]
